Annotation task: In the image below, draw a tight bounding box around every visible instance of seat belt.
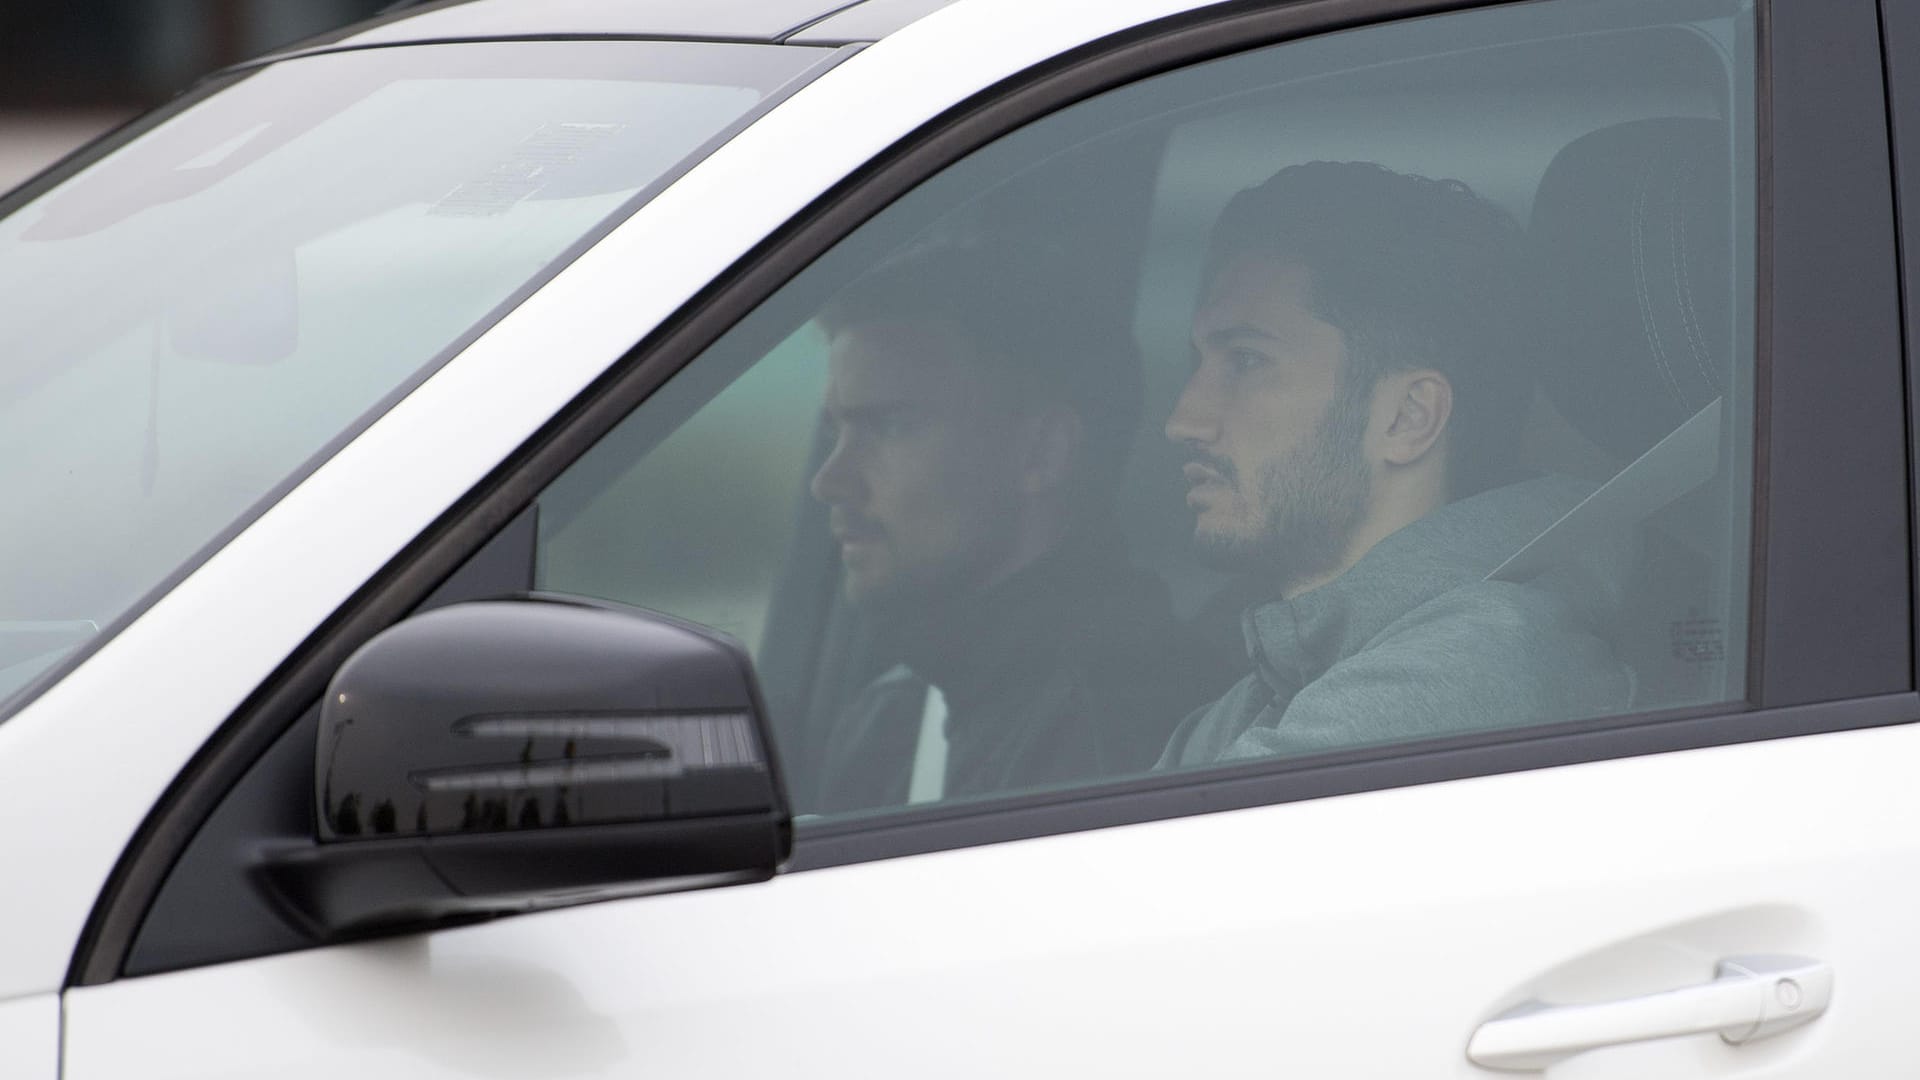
[1487,397,1722,583]
[908,684,948,803]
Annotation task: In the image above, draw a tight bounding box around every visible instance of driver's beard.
[1195,376,1373,593]
[846,511,1028,634]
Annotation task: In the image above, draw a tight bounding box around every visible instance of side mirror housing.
[262,596,788,937]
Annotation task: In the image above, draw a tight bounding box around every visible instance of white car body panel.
[66,723,1920,1076]
[0,996,56,1080]
[0,0,1217,1002]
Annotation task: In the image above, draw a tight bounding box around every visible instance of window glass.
[0,40,829,710]
[536,0,1756,818]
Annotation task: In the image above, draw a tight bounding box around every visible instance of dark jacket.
[812,533,1220,813]
[1162,475,1635,765]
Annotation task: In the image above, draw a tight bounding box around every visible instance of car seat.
[1497,117,1744,710]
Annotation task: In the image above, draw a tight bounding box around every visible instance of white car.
[1,0,1914,1075]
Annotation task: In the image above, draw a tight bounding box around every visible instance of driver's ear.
[1018,407,1080,496]
[1375,369,1452,467]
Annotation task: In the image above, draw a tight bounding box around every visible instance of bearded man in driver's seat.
[807,244,1220,812]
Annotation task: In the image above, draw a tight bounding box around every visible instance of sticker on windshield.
[430,121,625,217]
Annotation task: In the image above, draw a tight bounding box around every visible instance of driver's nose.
[810,431,863,507]
[1165,360,1224,448]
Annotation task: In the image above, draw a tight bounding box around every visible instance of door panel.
[0,995,56,1080]
[65,722,1920,1077]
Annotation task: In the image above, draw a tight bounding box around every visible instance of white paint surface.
[0,995,57,1080]
[64,723,1920,1077]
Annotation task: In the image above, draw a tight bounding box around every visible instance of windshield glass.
[0,40,830,709]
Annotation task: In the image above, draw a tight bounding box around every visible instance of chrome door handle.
[1466,955,1832,1071]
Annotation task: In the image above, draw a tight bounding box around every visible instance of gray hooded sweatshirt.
[1161,474,1634,766]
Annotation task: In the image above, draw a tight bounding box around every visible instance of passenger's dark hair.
[818,243,1144,505]
[1203,161,1531,497]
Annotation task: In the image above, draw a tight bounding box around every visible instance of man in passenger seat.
[807,245,1222,813]
[1160,162,1632,766]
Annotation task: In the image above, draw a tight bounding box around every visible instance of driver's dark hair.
[817,242,1144,506]
[1203,161,1530,497]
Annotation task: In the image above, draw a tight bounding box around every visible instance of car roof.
[786,0,961,44]
[273,0,964,54]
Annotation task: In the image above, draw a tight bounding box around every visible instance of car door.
[59,0,1920,1077]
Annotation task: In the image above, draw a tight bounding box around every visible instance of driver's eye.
[1226,347,1271,373]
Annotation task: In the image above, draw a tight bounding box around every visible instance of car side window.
[535,0,1756,819]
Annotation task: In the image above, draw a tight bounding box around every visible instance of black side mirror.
[261,596,788,937]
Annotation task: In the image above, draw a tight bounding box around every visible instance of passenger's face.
[1166,253,1372,586]
[810,320,1029,611]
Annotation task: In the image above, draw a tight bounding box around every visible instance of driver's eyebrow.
[1198,324,1282,349]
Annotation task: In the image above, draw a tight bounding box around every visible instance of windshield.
[0,40,832,710]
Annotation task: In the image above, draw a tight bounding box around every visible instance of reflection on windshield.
[0,40,829,711]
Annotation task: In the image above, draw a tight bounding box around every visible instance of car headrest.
[1528,117,1732,461]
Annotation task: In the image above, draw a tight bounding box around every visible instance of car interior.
[532,2,1754,812]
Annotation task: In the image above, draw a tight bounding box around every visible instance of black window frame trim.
[1755,0,1910,707]
[71,0,1911,985]
[1874,0,1920,685]
[792,690,1920,870]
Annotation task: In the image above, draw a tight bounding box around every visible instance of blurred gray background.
[0,0,391,190]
